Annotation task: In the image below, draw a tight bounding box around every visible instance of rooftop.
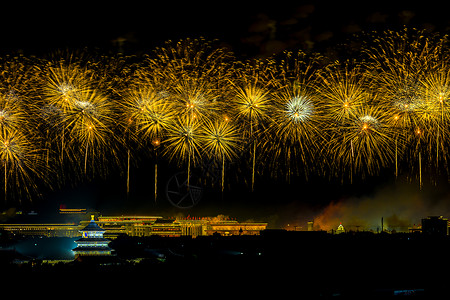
[80,219,106,232]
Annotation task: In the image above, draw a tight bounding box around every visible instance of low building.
[205,220,268,236]
[1,214,268,238]
[421,216,448,236]
[0,223,80,237]
[149,219,182,237]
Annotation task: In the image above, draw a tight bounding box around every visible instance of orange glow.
[152,138,160,146]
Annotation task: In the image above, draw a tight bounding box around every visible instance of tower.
[73,215,112,258]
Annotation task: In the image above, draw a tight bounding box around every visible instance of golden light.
[152,138,160,147]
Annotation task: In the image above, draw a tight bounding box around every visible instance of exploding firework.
[263,50,326,180]
[229,59,275,191]
[170,77,221,122]
[364,28,450,185]
[0,32,449,205]
[164,115,203,187]
[39,59,120,182]
[318,62,379,181]
[327,105,396,180]
[121,85,174,142]
[201,117,241,191]
[143,37,234,91]
[319,62,370,124]
[0,130,46,202]
[419,68,450,174]
[0,56,47,202]
[120,83,175,200]
[268,89,324,180]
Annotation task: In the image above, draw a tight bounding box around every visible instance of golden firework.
[201,117,241,191]
[264,50,326,180]
[229,58,275,191]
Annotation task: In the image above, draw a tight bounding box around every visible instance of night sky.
[2,1,450,228]
[2,1,449,56]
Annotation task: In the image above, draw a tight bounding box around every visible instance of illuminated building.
[149,219,182,237]
[176,219,207,237]
[59,208,87,215]
[72,215,112,257]
[95,216,162,238]
[204,220,268,236]
[307,221,314,231]
[336,223,345,234]
[0,223,79,237]
[1,214,267,238]
[95,215,267,237]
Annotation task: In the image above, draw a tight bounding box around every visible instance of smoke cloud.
[312,180,450,232]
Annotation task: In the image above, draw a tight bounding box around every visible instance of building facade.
[422,216,448,236]
[1,215,268,239]
[0,223,80,237]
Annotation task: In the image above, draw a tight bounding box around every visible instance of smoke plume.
[312,180,450,232]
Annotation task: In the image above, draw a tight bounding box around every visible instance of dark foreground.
[2,231,448,296]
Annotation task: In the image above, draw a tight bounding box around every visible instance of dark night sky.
[2,1,450,226]
[2,1,449,56]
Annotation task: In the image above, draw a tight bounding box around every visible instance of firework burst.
[39,59,120,182]
[264,50,326,180]
[319,62,388,181]
[268,87,324,180]
[0,56,47,202]
[120,83,175,200]
[319,62,370,124]
[201,117,241,191]
[0,33,450,205]
[229,59,275,191]
[164,115,203,187]
[328,105,395,179]
[364,28,450,185]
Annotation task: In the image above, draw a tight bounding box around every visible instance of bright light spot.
[285,96,314,123]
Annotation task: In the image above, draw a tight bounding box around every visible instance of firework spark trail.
[119,83,175,199]
[131,38,235,194]
[419,67,450,174]
[164,115,203,187]
[201,117,241,192]
[318,62,379,181]
[1,31,450,204]
[229,59,275,192]
[39,58,121,184]
[0,56,48,203]
[364,28,450,185]
[263,50,326,181]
